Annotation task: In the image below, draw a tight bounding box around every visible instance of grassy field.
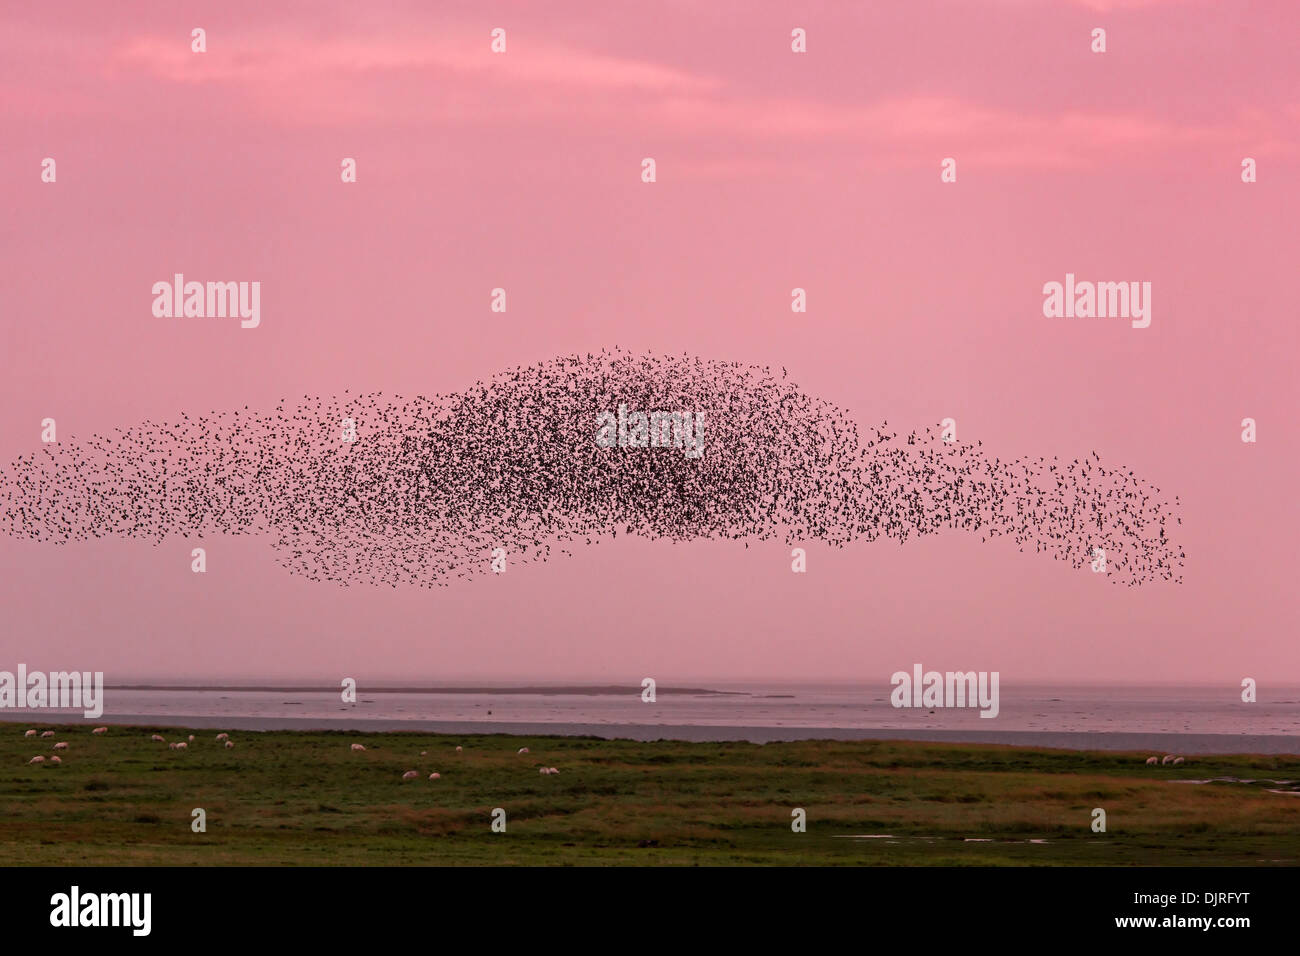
[2,724,1298,865]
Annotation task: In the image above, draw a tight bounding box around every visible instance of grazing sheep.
[24,730,36,737]
[92,727,107,735]
[53,742,68,750]
[216,733,229,741]
[420,751,427,756]
[402,770,419,780]
[151,734,165,742]
[539,767,551,775]
[548,767,559,775]
[517,747,529,754]
[350,743,366,752]
[1145,756,1159,765]
[168,742,178,750]
[1161,755,1176,765]
[28,756,44,764]
[188,735,195,742]
[1173,757,1184,765]
[428,772,440,780]
[455,746,463,753]
[176,742,187,750]
[224,740,235,749]
[49,756,61,765]
[40,731,55,738]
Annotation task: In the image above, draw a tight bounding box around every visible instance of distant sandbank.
[101,684,739,696]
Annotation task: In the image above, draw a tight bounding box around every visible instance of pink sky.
[1,0,1296,683]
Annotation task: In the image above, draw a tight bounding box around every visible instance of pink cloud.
[112,31,720,93]
[74,30,1294,172]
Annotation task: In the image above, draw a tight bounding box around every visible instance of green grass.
[3,725,1298,865]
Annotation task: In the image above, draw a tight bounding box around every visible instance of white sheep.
[49,756,61,765]
[92,727,107,735]
[548,767,559,775]
[24,730,36,737]
[539,767,551,775]
[429,772,441,780]
[168,742,178,750]
[176,742,187,750]
[1173,756,1184,765]
[1161,755,1176,765]
[455,746,463,753]
[40,731,55,738]
[517,747,530,754]
[216,733,229,741]
[53,742,68,750]
[28,755,44,764]
[1145,756,1159,765]
[350,743,366,752]
[224,740,235,749]
[151,734,165,742]
[188,735,195,742]
[402,770,419,780]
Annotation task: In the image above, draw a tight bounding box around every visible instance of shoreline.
[2,712,1296,754]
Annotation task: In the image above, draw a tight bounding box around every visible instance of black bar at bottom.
[3,865,1284,942]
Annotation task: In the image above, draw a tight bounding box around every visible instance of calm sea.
[3,682,1297,751]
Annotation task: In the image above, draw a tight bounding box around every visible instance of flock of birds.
[20,726,560,779]
[0,349,1184,588]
